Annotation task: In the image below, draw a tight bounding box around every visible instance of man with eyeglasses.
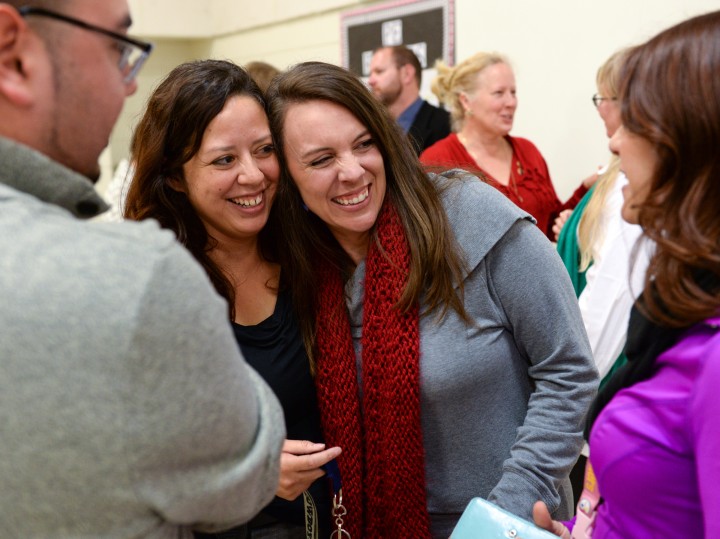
[0,2,284,538]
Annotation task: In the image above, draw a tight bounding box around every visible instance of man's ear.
[399,63,417,87]
[0,5,39,107]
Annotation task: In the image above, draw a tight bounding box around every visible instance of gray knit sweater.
[0,137,284,538]
[345,172,598,538]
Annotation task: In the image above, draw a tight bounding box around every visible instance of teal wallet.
[450,497,557,539]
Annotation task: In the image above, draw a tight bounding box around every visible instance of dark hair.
[619,9,720,326]
[266,61,468,359]
[124,59,277,318]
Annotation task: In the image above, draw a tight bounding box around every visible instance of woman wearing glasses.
[124,60,338,539]
[419,53,594,239]
[554,48,652,508]
[535,10,720,538]
[556,49,651,388]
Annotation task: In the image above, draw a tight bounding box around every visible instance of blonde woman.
[555,50,652,509]
[556,49,651,387]
[420,53,593,238]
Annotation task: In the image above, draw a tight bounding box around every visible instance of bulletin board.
[341,0,455,78]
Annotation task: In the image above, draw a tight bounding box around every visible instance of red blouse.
[420,133,587,238]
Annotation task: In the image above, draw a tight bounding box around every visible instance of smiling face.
[282,99,387,264]
[462,62,517,137]
[175,95,279,247]
[609,125,658,224]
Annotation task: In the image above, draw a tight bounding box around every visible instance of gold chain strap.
[329,489,351,538]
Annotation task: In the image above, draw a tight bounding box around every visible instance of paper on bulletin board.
[341,0,454,105]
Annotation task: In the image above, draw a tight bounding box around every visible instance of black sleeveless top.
[233,288,331,536]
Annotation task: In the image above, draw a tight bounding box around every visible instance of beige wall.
[104,0,718,199]
[209,11,344,68]
[103,0,363,192]
[129,0,357,39]
[454,0,718,197]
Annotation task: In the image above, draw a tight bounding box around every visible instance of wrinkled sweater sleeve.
[123,241,285,532]
[484,220,598,518]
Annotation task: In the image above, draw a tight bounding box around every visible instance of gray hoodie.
[345,172,598,537]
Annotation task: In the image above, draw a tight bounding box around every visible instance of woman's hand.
[581,170,600,189]
[276,439,342,501]
[532,501,571,539]
[552,209,573,242]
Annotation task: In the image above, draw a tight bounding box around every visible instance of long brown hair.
[124,59,278,318]
[620,10,720,326]
[265,61,468,358]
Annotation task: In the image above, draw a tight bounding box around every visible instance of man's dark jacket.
[408,100,451,155]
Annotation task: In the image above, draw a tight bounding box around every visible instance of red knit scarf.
[314,201,431,538]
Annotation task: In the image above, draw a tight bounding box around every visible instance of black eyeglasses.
[19,6,153,84]
[592,93,617,108]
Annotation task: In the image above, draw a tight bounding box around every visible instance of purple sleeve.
[690,333,720,537]
[562,515,576,533]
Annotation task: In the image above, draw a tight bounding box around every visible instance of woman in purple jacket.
[534,9,720,538]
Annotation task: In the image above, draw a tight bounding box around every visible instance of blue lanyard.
[322,458,342,495]
[323,459,350,538]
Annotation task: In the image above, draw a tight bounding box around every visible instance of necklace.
[509,159,524,203]
[458,133,524,202]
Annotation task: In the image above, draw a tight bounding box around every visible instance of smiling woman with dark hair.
[125,59,338,539]
[266,61,597,539]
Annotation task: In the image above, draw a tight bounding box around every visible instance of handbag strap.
[303,491,319,539]
[303,459,350,539]
[571,460,601,538]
